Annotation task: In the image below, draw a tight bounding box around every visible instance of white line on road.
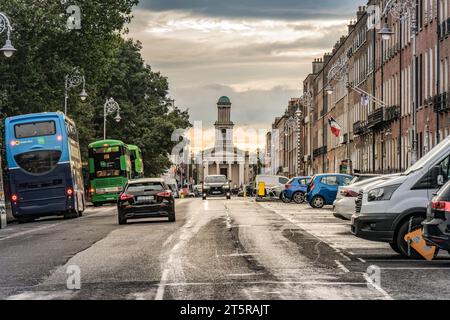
[227,273,265,277]
[363,273,393,300]
[220,253,259,257]
[155,269,169,300]
[0,223,60,241]
[339,253,352,261]
[379,267,450,270]
[335,260,350,273]
[358,258,367,263]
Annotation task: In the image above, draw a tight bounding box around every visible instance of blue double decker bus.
[5,112,85,222]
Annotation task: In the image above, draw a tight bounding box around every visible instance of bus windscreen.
[92,147,123,178]
[14,121,56,139]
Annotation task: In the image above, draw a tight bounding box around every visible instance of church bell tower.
[214,96,234,148]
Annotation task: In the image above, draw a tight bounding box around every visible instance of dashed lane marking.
[335,260,350,273]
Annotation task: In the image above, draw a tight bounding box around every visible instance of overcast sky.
[127,0,366,148]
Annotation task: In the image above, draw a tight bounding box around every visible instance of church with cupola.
[194,96,252,188]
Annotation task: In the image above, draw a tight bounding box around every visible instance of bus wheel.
[64,210,77,219]
[93,203,102,207]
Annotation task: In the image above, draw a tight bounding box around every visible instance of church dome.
[217,96,231,105]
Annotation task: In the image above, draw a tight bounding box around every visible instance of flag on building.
[328,117,342,137]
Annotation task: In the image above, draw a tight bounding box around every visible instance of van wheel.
[310,196,325,209]
[396,217,426,259]
[293,192,306,204]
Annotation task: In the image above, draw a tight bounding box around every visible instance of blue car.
[306,174,353,209]
[282,176,312,204]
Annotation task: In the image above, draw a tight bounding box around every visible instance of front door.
[220,168,228,179]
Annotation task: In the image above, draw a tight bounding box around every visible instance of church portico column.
[228,163,232,184]
[239,163,244,187]
[216,162,220,175]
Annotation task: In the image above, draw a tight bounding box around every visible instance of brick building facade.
[268,0,450,177]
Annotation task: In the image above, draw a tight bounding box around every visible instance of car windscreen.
[14,121,56,139]
[205,176,227,183]
[14,150,62,175]
[126,182,165,194]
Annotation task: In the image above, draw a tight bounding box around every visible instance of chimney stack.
[312,58,324,74]
[357,6,366,21]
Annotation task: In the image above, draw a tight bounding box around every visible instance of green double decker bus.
[88,140,132,206]
[128,145,144,179]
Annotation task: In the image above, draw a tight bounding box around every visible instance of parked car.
[193,184,203,197]
[238,184,254,197]
[306,174,353,209]
[333,175,397,220]
[351,135,450,258]
[165,178,180,198]
[282,176,312,204]
[254,175,290,199]
[202,175,231,200]
[349,174,381,184]
[117,178,175,225]
[423,180,450,253]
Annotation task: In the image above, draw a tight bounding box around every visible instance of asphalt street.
[1,197,450,300]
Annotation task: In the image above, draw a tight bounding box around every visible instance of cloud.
[136,0,366,20]
[127,0,367,141]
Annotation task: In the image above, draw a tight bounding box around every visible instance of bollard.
[258,182,265,198]
[0,193,6,229]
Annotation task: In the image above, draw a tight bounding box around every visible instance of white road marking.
[335,260,350,273]
[358,258,367,263]
[379,267,450,270]
[0,223,60,241]
[339,253,352,261]
[155,269,169,300]
[227,273,265,277]
[220,253,259,257]
[363,273,393,300]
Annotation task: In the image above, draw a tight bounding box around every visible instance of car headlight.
[367,184,401,202]
[203,185,210,190]
[223,185,230,189]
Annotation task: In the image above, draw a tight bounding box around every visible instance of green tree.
[0,0,191,176]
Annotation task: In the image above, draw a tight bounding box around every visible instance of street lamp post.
[377,0,417,165]
[103,98,121,140]
[0,12,17,58]
[0,12,15,229]
[64,68,88,115]
[299,91,312,176]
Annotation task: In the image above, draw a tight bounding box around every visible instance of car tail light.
[157,191,172,198]
[66,187,74,197]
[285,184,291,189]
[89,187,95,194]
[120,194,134,201]
[11,194,18,203]
[431,201,450,211]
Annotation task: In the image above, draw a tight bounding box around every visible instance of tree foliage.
[0,0,191,176]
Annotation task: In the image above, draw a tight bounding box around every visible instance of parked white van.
[254,175,290,198]
[351,135,450,258]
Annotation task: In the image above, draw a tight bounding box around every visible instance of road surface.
[1,198,449,300]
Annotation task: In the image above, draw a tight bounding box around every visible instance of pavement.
[0,197,450,300]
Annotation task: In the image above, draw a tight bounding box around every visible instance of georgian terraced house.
[270,0,450,177]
